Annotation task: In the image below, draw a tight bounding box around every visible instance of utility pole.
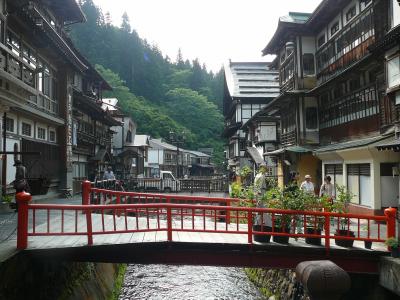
[168,130,185,178]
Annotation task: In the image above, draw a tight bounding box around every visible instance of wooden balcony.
[316,6,374,85]
[280,130,297,147]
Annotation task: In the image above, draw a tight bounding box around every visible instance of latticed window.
[5,117,14,132]
[21,122,31,136]
[37,127,46,140]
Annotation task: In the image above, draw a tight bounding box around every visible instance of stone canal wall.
[0,252,125,300]
[245,267,399,300]
[245,268,309,300]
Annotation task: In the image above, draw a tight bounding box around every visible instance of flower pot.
[305,228,322,246]
[253,225,271,243]
[334,229,355,248]
[273,226,290,244]
[364,241,372,250]
[391,248,400,258]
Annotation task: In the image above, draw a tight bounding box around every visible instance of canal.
[118,192,265,300]
[119,265,265,300]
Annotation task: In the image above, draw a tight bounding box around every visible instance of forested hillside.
[71,0,225,166]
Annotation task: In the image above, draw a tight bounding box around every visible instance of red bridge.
[15,181,397,274]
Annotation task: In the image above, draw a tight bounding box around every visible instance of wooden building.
[222,61,279,173]
[0,0,119,197]
[259,0,400,214]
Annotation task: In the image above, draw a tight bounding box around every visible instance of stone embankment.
[0,252,125,300]
[245,268,309,300]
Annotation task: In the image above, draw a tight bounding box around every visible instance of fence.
[15,183,396,253]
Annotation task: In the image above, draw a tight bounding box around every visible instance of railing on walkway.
[15,182,397,255]
[180,178,229,193]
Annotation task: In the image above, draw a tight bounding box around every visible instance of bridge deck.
[26,212,386,251]
[23,212,389,275]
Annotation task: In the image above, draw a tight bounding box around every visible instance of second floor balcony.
[316,6,374,85]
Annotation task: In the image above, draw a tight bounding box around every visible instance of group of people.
[299,174,335,199]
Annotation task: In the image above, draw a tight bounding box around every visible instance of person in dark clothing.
[13,160,29,212]
[13,160,29,193]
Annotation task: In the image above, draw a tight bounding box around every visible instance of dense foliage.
[71,0,225,167]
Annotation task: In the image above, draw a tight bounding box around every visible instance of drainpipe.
[2,111,7,196]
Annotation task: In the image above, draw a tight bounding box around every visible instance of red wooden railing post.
[16,191,32,250]
[116,193,121,217]
[82,180,91,205]
[86,207,93,246]
[226,199,231,224]
[385,207,397,250]
[324,213,330,256]
[167,206,172,242]
[248,211,253,244]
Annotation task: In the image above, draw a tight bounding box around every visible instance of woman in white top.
[319,175,335,198]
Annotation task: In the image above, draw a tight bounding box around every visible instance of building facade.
[259,0,400,214]
[222,61,280,174]
[0,0,119,197]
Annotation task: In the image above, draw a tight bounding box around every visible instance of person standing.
[300,174,314,194]
[254,163,272,228]
[13,160,29,193]
[319,175,335,198]
[103,166,115,180]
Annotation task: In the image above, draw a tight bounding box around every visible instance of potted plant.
[332,185,355,248]
[361,225,372,249]
[385,237,400,258]
[303,192,327,246]
[267,187,300,244]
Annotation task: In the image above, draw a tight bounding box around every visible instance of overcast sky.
[93,0,322,72]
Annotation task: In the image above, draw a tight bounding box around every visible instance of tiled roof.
[224,62,280,98]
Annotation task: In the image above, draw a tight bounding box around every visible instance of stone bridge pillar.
[295,260,351,300]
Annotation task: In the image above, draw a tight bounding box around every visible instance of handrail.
[16,191,396,254]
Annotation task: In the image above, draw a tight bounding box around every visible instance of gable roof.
[224,61,279,99]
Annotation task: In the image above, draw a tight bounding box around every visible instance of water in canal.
[119,264,265,300]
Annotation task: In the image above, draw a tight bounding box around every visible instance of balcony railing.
[319,84,378,129]
[316,6,374,85]
[280,130,297,147]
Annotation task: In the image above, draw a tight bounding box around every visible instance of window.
[349,78,360,92]
[6,30,20,55]
[387,56,400,88]
[317,35,325,48]
[330,21,340,36]
[325,164,343,186]
[37,127,46,140]
[305,107,318,130]
[346,6,356,22]
[302,53,315,76]
[392,0,400,28]
[21,122,32,136]
[5,117,14,133]
[49,130,56,142]
[347,164,371,206]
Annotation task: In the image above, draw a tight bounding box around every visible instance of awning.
[246,147,264,164]
[264,146,312,156]
[90,148,111,162]
[376,139,400,152]
[314,135,389,154]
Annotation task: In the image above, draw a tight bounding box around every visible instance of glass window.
[392,0,400,28]
[347,164,371,206]
[5,117,14,133]
[303,54,315,76]
[21,122,32,136]
[49,130,56,142]
[330,21,340,36]
[388,56,400,88]
[317,35,325,48]
[37,127,46,140]
[305,107,318,130]
[346,6,356,22]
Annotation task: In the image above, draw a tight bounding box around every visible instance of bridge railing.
[83,181,253,224]
[16,191,396,253]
